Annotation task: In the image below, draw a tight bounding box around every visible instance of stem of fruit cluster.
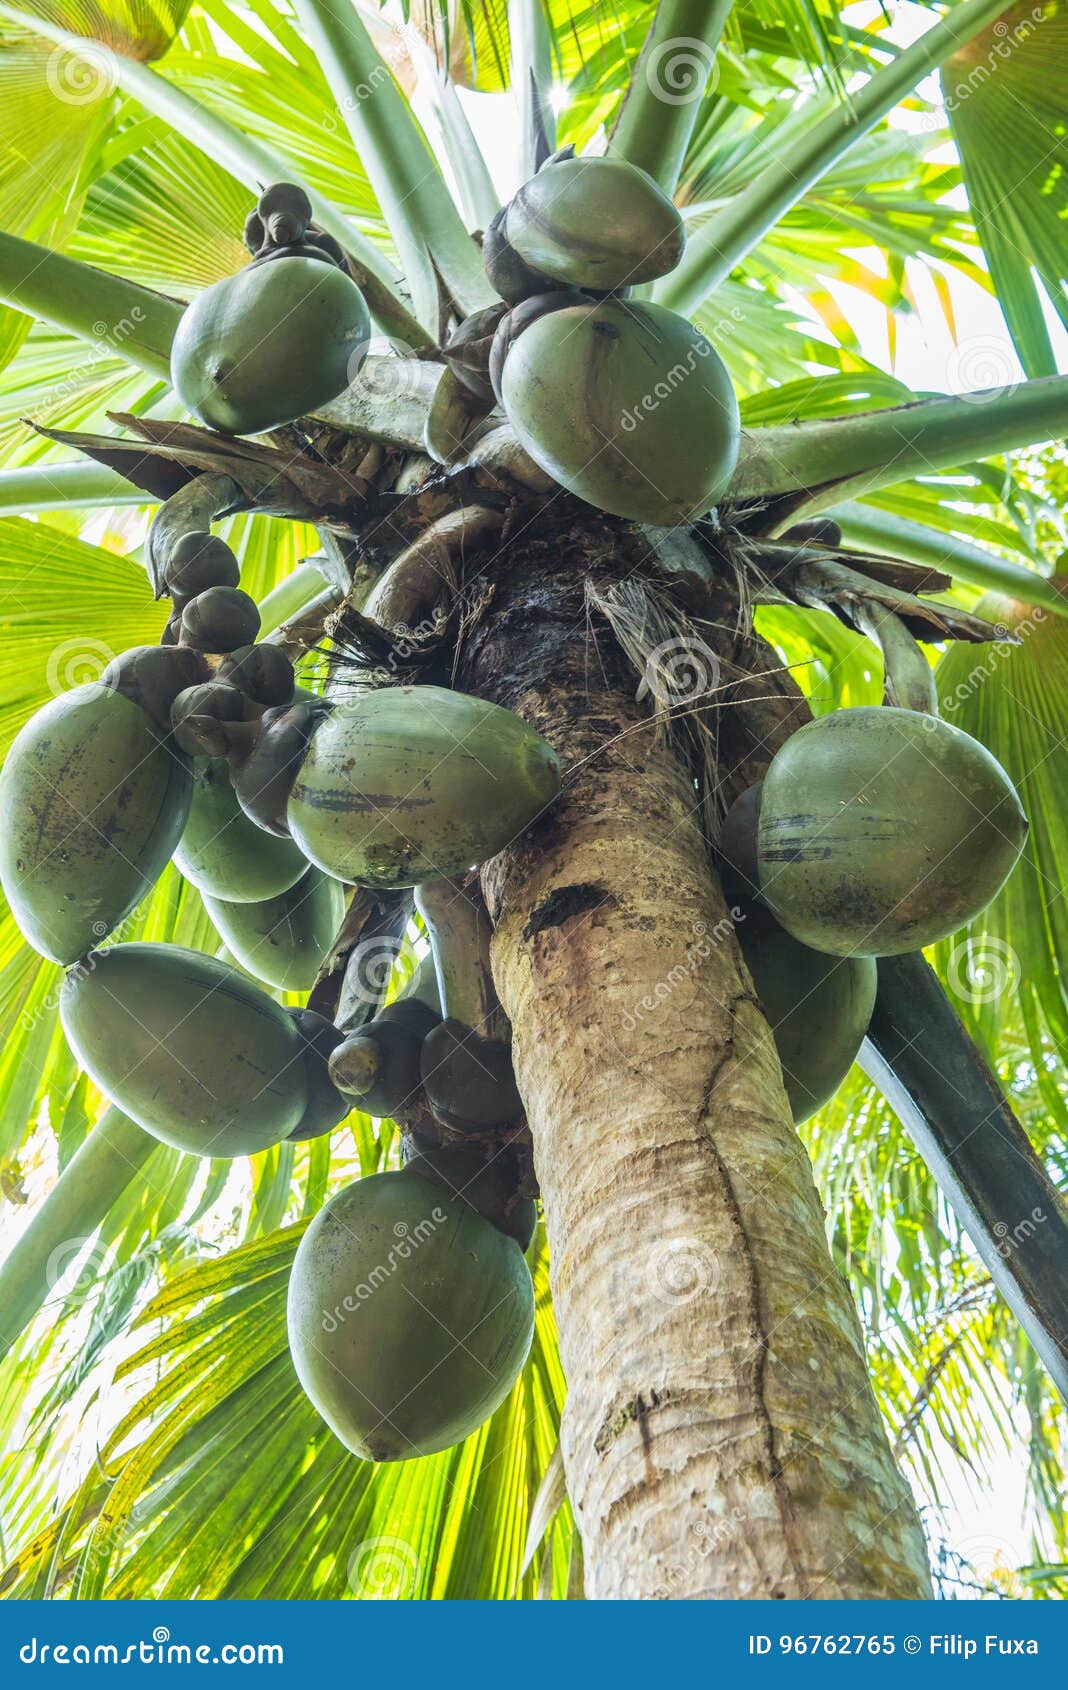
[0,231,180,380]
[658,0,1008,314]
[0,1107,156,1363]
[415,877,507,1039]
[854,604,938,715]
[608,0,733,195]
[829,501,1068,621]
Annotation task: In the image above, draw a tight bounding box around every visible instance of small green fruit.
[505,155,684,290]
[287,686,561,887]
[174,757,308,903]
[736,915,876,1122]
[756,707,1028,956]
[203,865,344,990]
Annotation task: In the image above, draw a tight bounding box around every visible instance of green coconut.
[737,915,877,1122]
[287,1168,534,1460]
[174,757,308,902]
[60,942,307,1155]
[171,256,370,435]
[286,686,561,887]
[499,298,739,524]
[203,864,344,991]
[756,707,1028,957]
[504,155,685,290]
[0,685,191,963]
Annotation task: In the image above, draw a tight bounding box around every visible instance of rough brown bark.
[461,517,931,1600]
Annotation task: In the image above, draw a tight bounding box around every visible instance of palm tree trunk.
[462,517,931,1600]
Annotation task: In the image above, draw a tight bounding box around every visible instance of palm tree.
[0,0,1064,1601]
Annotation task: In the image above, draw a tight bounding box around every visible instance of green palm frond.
[934,583,1068,1079]
[3,1223,567,1600]
[943,1,1068,377]
[10,1,191,59]
[73,131,250,293]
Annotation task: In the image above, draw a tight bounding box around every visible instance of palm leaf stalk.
[862,953,1068,1403]
[289,0,496,327]
[828,501,1068,620]
[0,232,180,379]
[0,1107,155,1363]
[607,0,733,193]
[509,0,557,181]
[729,375,1068,510]
[0,461,139,513]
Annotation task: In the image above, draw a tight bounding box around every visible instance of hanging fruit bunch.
[714,521,1028,1114]
[478,148,740,523]
[293,876,537,1459]
[0,179,566,1458]
[170,184,371,436]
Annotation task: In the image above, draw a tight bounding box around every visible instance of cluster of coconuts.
[170,170,739,529]
[290,928,539,1461]
[718,536,1028,1122]
[0,508,560,1130]
[476,148,741,524]
[0,482,555,1456]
